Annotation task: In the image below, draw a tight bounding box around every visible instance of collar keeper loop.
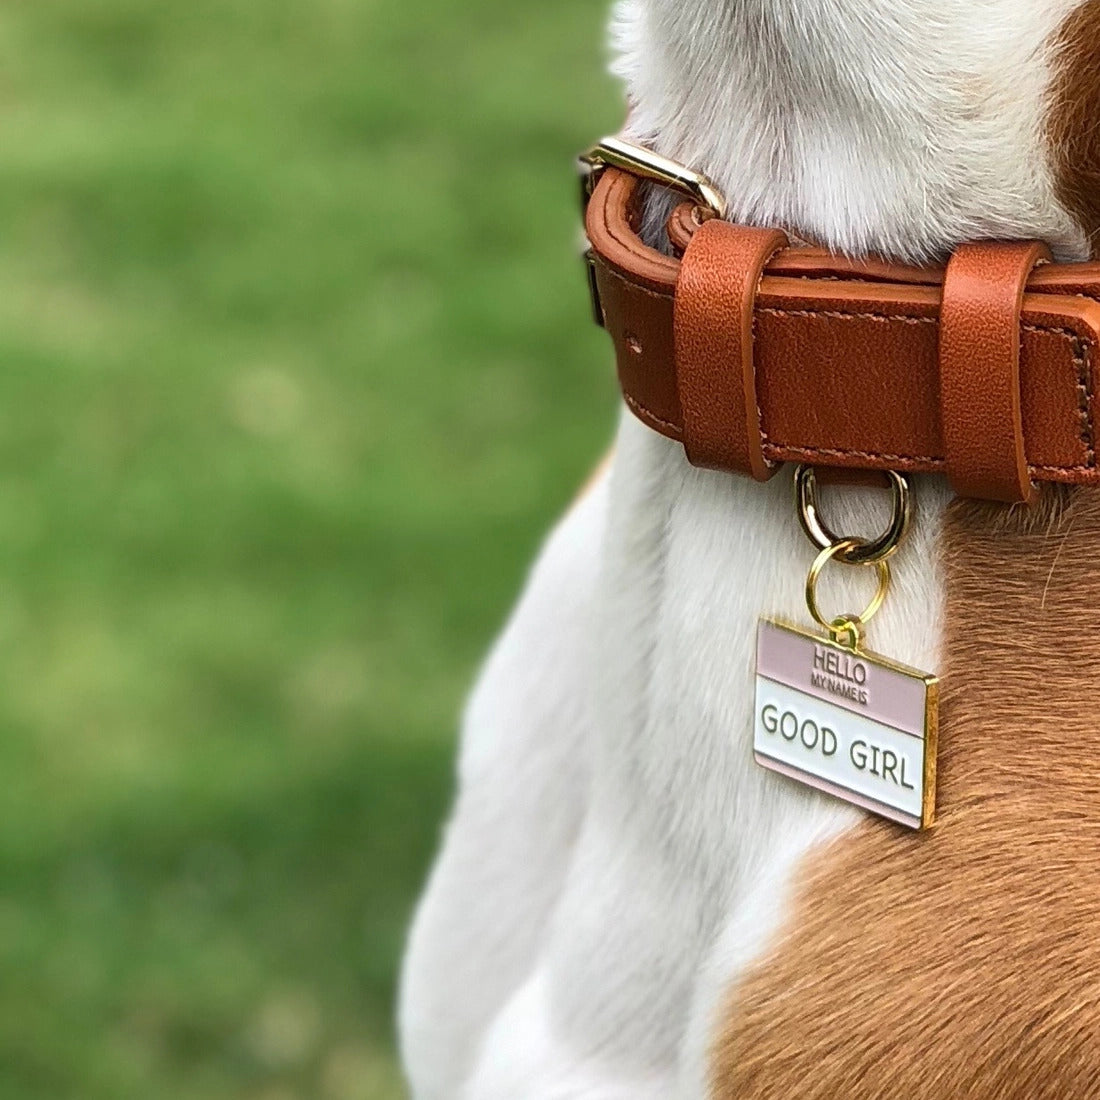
[939,241,1052,503]
[674,219,789,481]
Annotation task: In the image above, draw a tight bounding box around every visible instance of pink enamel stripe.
[756,620,929,737]
[754,752,921,829]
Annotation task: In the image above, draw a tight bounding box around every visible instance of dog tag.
[754,619,938,829]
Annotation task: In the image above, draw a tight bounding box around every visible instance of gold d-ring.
[795,465,911,566]
[806,539,891,641]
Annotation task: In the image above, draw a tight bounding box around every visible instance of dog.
[400,2,1100,1096]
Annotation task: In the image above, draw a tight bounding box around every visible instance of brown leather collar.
[584,158,1100,503]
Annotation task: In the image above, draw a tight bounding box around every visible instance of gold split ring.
[805,538,891,647]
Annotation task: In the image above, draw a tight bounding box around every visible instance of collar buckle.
[578,137,727,327]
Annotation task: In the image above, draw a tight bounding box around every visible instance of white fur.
[400,3,1093,1096]
[614,0,1089,263]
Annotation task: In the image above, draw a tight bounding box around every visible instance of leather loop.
[939,241,1052,503]
[674,220,789,479]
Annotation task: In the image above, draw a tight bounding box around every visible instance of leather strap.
[940,242,1051,502]
[585,167,1100,500]
[675,221,789,479]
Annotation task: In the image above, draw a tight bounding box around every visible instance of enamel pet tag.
[757,466,939,829]
[754,619,938,829]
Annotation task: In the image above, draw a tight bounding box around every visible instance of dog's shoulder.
[711,488,1100,1099]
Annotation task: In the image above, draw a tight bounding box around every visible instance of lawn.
[0,1,619,1096]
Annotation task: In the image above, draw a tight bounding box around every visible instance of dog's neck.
[612,0,1091,263]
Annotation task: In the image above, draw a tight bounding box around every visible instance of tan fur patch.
[1050,1,1100,257]
[568,447,615,510]
[711,486,1100,1098]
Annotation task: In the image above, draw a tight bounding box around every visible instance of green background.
[0,1,618,1096]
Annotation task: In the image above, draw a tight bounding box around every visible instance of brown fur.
[710,486,1100,1098]
[1050,0,1100,258]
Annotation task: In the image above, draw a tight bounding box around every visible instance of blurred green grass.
[0,1,618,1096]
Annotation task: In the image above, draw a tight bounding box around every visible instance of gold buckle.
[578,137,728,328]
[578,137,727,219]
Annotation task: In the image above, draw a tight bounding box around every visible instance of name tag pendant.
[754,469,939,829]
